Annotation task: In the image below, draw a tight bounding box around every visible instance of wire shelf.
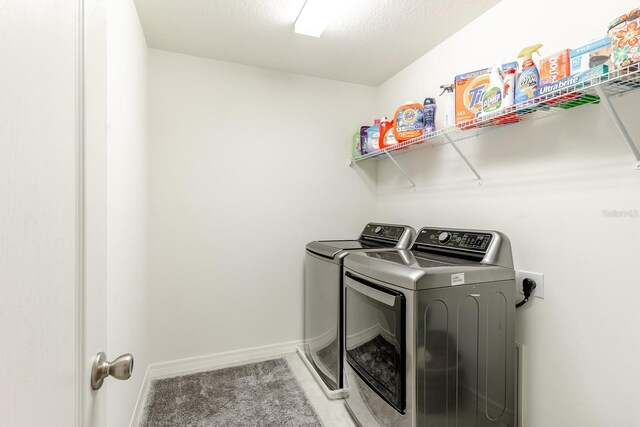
[350,64,640,163]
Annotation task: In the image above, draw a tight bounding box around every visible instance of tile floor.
[284,353,356,427]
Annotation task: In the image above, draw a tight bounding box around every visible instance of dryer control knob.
[374,226,383,235]
[438,232,452,244]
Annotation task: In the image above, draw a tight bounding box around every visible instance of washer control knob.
[438,231,452,244]
[374,226,384,235]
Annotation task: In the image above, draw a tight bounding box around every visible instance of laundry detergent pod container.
[393,101,424,143]
[608,7,640,69]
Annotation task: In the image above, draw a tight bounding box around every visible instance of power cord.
[516,278,537,308]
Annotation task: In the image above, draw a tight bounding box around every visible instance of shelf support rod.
[595,85,640,169]
[383,150,416,188]
[444,134,483,184]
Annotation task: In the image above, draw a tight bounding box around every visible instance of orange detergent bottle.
[379,117,394,149]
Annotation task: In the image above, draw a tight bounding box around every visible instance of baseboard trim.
[129,366,151,427]
[129,339,302,426]
[306,326,336,350]
[148,339,303,379]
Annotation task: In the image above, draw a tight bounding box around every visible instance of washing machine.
[343,227,516,426]
[300,223,416,398]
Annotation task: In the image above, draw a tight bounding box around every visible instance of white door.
[0,1,108,426]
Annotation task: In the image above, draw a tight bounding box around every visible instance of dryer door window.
[344,272,405,413]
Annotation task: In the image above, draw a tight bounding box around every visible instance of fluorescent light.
[294,0,332,37]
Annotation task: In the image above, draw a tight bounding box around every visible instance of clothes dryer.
[301,223,415,397]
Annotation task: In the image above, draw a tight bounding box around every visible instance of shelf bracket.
[594,85,640,169]
[383,150,416,188]
[444,134,483,184]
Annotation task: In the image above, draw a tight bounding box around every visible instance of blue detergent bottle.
[366,119,381,152]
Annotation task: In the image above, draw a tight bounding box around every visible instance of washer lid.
[305,240,375,259]
[306,223,416,259]
[344,250,515,291]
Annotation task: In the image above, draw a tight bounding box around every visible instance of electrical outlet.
[516,270,544,299]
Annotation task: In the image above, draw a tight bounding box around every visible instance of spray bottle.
[439,84,455,128]
[515,44,543,104]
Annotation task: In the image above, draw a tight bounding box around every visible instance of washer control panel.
[361,224,406,241]
[414,228,493,252]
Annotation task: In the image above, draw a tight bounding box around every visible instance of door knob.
[91,352,134,390]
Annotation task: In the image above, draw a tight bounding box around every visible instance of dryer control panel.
[414,228,493,253]
[360,223,406,241]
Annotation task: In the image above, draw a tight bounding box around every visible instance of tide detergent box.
[454,61,517,125]
[570,37,613,75]
[539,50,571,86]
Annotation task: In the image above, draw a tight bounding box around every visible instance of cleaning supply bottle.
[352,129,361,158]
[359,126,368,155]
[382,123,398,148]
[481,64,504,115]
[366,119,381,152]
[494,65,521,125]
[515,44,543,104]
[379,117,394,149]
[502,66,516,109]
[439,84,455,128]
[423,98,436,134]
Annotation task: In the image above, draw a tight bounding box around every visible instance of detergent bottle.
[379,117,394,149]
[423,98,436,134]
[383,125,398,148]
[352,129,361,158]
[481,64,504,115]
[359,126,368,155]
[366,119,381,152]
[515,44,543,104]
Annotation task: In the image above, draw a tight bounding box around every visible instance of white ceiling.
[134,0,501,86]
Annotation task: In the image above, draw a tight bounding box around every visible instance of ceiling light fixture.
[294,0,333,37]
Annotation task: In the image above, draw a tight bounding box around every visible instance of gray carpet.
[140,358,323,427]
